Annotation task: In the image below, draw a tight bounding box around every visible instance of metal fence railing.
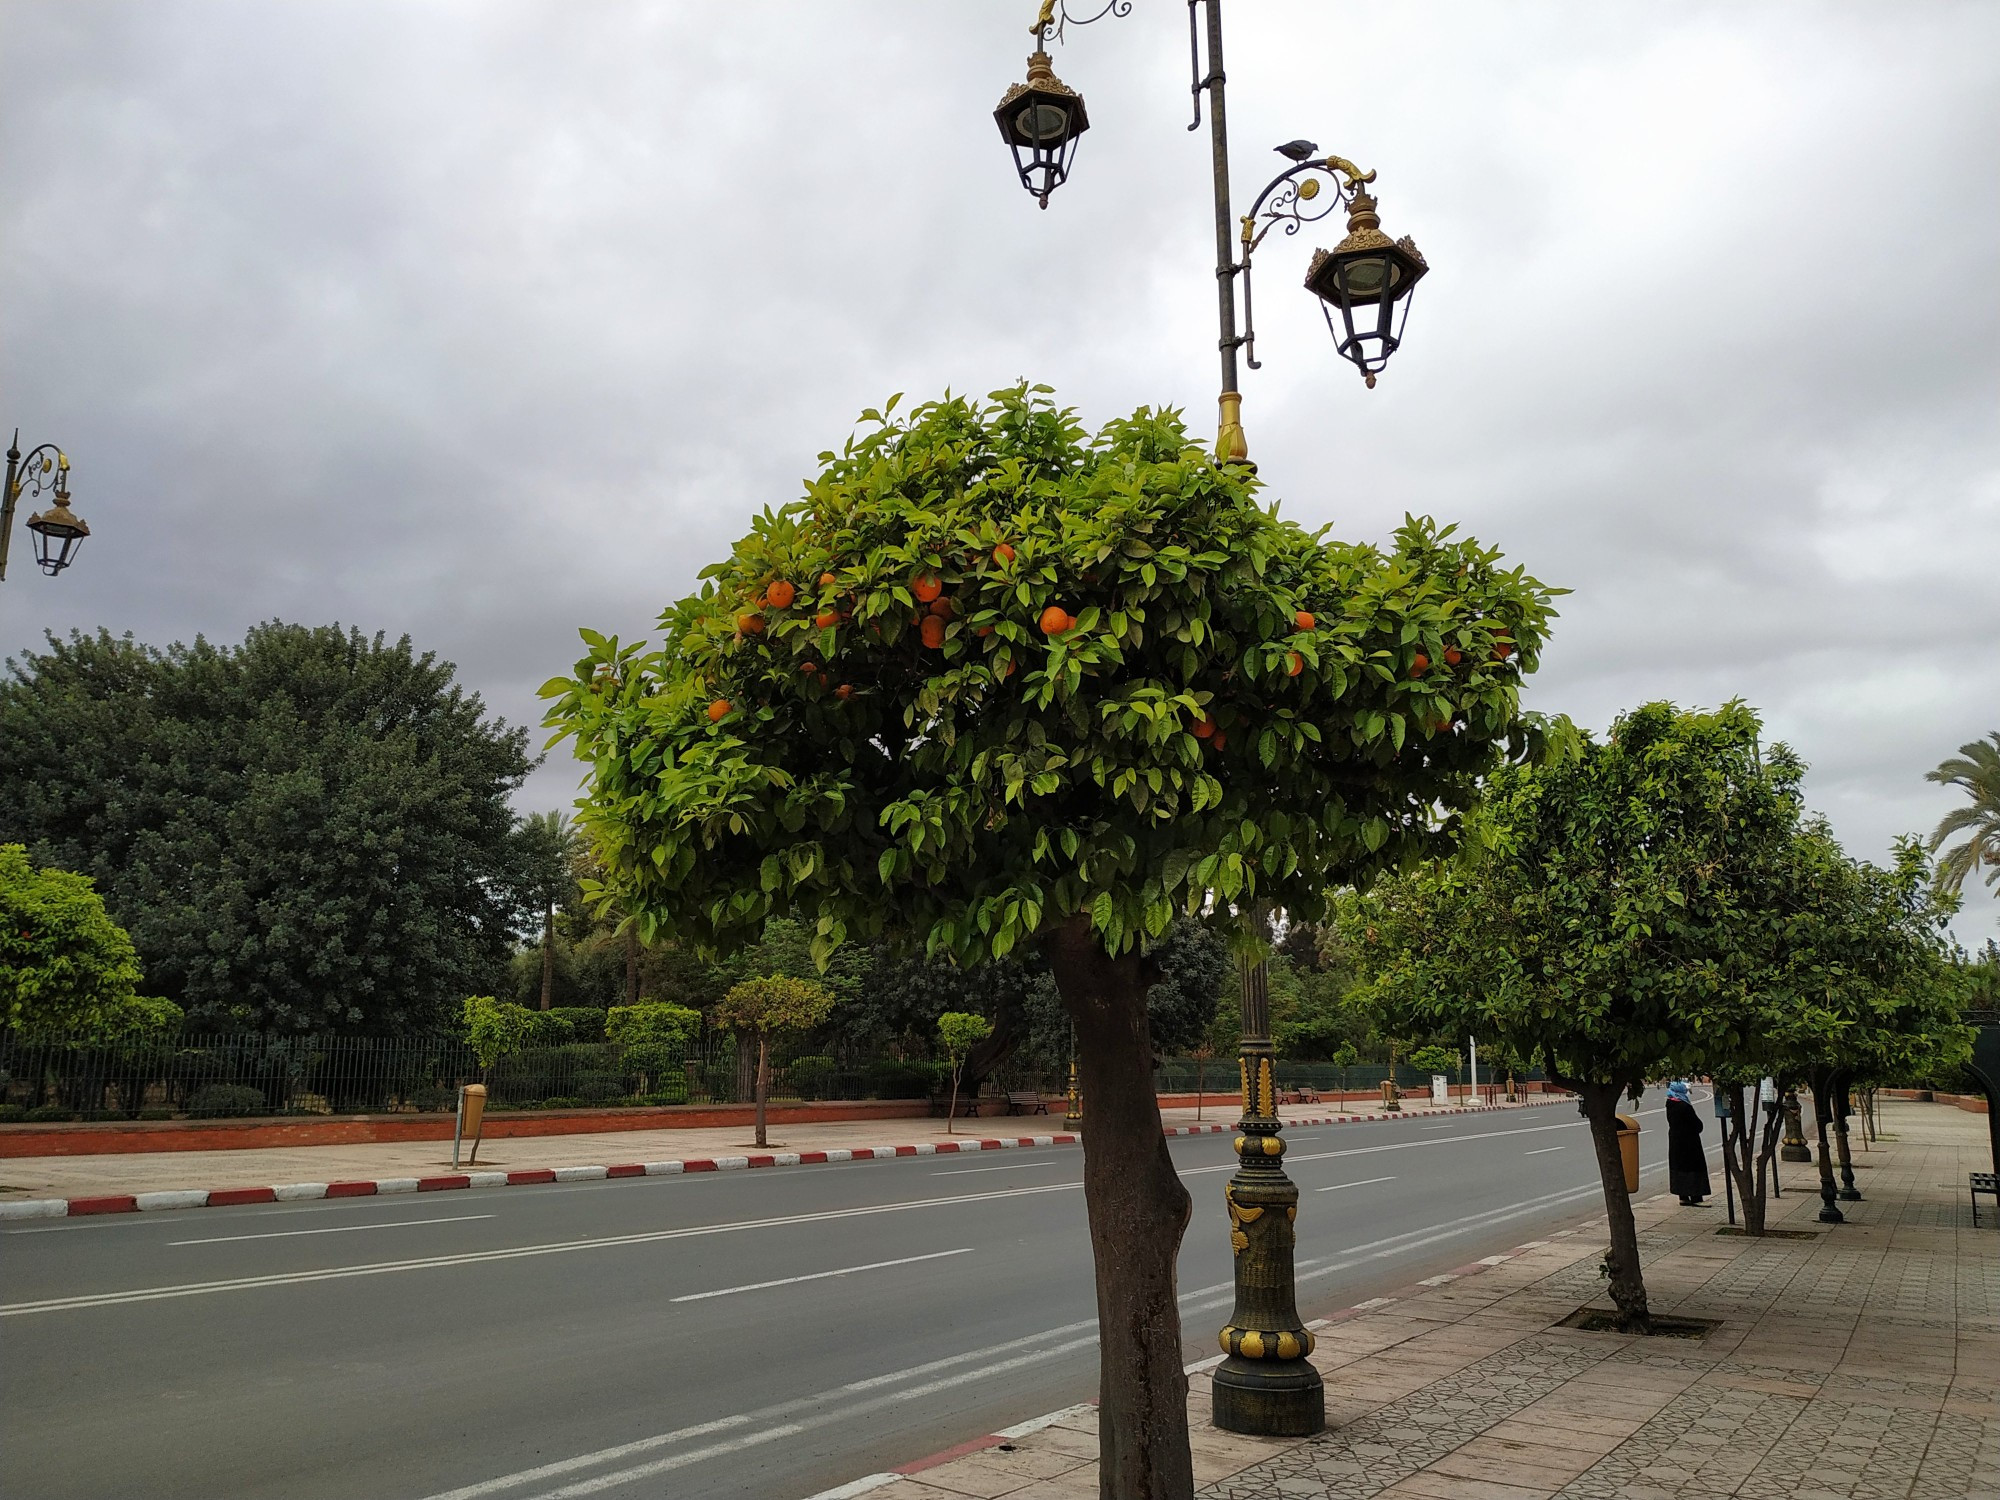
[0,1030,1527,1123]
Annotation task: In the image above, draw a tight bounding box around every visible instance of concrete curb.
[798,1208,1594,1500]
[0,1097,1563,1222]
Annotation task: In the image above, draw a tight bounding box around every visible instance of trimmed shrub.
[25,1104,78,1122]
[641,1077,689,1106]
[547,1007,607,1043]
[788,1054,836,1100]
[519,1011,576,1048]
[863,1060,945,1100]
[540,1095,581,1110]
[607,1002,701,1050]
[186,1084,268,1118]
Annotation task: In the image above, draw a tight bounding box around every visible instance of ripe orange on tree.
[1444,647,1462,666]
[919,615,947,649]
[1285,651,1304,677]
[1294,610,1316,631]
[928,597,954,619]
[815,609,840,629]
[737,613,765,635]
[1038,605,1072,636]
[764,580,796,610]
[1191,714,1215,740]
[912,572,943,604]
[1411,652,1429,676]
[834,683,854,701]
[707,699,730,722]
[992,542,1016,565]
[975,624,994,637]
[819,571,837,588]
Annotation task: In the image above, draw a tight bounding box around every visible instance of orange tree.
[542,386,1560,1496]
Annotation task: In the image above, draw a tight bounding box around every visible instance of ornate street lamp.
[1,431,92,582]
[995,48,1089,210]
[1302,187,1428,388]
[991,0,1435,1440]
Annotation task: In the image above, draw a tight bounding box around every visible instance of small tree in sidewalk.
[1345,702,1804,1331]
[937,1011,993,1131]
[714,976,836,1148]
[543,387,1562,1496]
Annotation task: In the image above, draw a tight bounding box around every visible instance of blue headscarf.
[1666,1080,1692,1103]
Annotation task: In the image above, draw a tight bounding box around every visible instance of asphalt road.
[0,1095,1718,1500]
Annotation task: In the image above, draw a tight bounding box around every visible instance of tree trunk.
[754,1033,769,1150]
[624,923,639,1005]
[1719,1083,1766,1236]
[1048,918,1195,1500]
[540,900,555,1010]
[947,1062,961,1136]
[1832,1077,1861,1200]
[1808,1069,1843,1223]
[1576,1081,1650,1331]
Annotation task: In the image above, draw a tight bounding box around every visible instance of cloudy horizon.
[3,1,1995,942]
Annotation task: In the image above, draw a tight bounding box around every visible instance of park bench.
[1972,1172,1997,1227]
[1280,1085,1320,1105]
[1005,1091,1048,1115]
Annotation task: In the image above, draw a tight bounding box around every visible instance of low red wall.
[0,1097,934,1158]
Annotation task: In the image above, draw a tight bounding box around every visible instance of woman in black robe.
[1665,1080,1711,1205]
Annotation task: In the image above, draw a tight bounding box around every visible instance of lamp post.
[993,0,1430,1440]
[2,432,92,582]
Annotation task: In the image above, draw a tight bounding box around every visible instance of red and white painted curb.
[800,1215,1592,1500]
[0,1097,1560,1223]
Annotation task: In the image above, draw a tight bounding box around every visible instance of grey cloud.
[3,1,1994,940]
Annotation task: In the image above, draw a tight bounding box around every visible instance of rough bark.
[1832,1077,1861,1200]
[754,1033,769,1150]
[1576,1080,1651,1331]
[959,992,1023,1098]
[1808,1070,1844,1223]
[1719,1083,1766,1236]
[539,902,555,1010]
[1047,917,1195,1500]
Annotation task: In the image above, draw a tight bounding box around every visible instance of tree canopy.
[1,844,180,1038]
[544,386,1562,967]
[1928,731,2000,900]
[0,623,533,1032]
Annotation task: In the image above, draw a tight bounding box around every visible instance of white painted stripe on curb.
[643,1162,684,1176]
[993,1401,1095,1441]
[554,1166,608,1183]
[800,1474,899,1500]
[911,1144,934,1156]
[1352,1297,1398,1309]
[135,1190,210,1212]
[711,1156,750,1170]
[824,1150,852,1163]
[377,1178,421,1195]
[1476,1254,1513,1266]
[468,1172,509,1189]
[1416,1274,1459,1286]
[773,1153,801,1167]
[0,1200,67,1220]
[273,1183,328,1201]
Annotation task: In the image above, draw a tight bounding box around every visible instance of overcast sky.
[3,1,1995,942]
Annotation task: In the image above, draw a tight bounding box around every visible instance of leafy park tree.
[1,845,181,1037]
[714,976,837,1148]
[542,386,1559,1493]
[1928,731,2000,902]
[0,623,531,1032]
[606,1000,703,1096]
[1346,702,1805,1329]
[937,1011,994,1131]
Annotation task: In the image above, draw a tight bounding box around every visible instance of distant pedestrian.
[1665,1080,1710,1205]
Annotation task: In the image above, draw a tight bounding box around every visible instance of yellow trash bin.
[457,1084,488,1167]
[1615,1112,1640,1194]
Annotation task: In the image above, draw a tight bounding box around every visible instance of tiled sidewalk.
[851,1099,1997,1500]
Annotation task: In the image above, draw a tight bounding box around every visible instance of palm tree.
[1928,733,2000,898]
[513,811,585,1009]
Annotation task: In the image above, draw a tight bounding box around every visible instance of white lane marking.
[1314,1176,1398,1193]
[421,1155,1669,1500]
[169,1214,494,1247]
[0,1179,1083,1318]
[929,1160,1062,1177]
[1524,1146,1566,1156]
[669,1248,971,1303]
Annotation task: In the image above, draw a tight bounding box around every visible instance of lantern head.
[1303,188,1428,386]
[995,51,1089,209]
